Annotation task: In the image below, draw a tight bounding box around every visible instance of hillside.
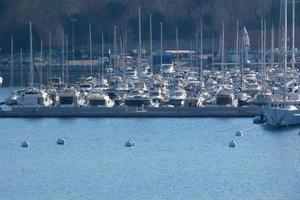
[0,0,294,51]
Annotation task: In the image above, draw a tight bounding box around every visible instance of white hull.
[264,107,300,127]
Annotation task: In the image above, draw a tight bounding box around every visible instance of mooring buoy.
[229,140,237,148]
[125,139,135,147]
[235,131,242,137]
[57,138,66,145]
[21,141,29,148]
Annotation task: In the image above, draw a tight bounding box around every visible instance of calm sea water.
[0,87,299,200]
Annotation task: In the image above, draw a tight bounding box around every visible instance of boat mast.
[260,19,265,90]
[235,20,239,70]
[200,20,203,82]
[284,0,288,98]
[66,36,69,84]
[271,24,274,67]
[221,22,225,85]
[101,33,104,81]
[48,32,52,83]
[61,29,65,83]
[138,7,142,87]
[113,25,117,76]
[292,0,295,71]
[196,26,199,80]
[71,18,76,61]
[89,24,93,77]
[150,14,153,74]
[20,48,23,88]
[10,36,14,89]
[40,39,43,86]
[212,34,214,67]
[176,26,179,65]
[29,22,34,87]
[124,14,128,55]
[160,22,163,77]
[264,20,267,80]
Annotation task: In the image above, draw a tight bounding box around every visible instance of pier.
[0,106,262,118]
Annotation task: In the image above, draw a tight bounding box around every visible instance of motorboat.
[124,89,151,107]
[6,91,19,106]
[18,88,52,107]
[149,87,164,103]
[56,87,84,107]
[238,92,251,106]
[86,89,115,107]
[214,86,238,107]
[168,89,187,107]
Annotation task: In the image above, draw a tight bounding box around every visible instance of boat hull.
[264,107,300,127]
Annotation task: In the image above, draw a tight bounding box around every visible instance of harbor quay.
[0,106,262,118]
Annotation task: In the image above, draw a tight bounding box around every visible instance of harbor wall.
[0,106,262,118]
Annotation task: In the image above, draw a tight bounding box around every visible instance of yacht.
[264,93,300,126]
[168,89,187,107]
[86,89,115,107]
[238,92,251,106]
[79,83,93,93]
[18,88,52,107]
[252,91,273,106]
[162,63,175,75]
[56,87,84,107]
[123,67,138,81]
[185,93,205,107]
[214,86,238,107]
[6,91,19,106]
[149,87,164,104]
[264,103,300,127]
[124,90,151,107]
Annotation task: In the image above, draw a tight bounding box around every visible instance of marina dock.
[0,106,262,118]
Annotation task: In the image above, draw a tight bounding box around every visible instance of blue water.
[0,87,299,200]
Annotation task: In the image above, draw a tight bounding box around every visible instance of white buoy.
[21,141,29,148]
[125,139,135,147]
[229,140,237,148]
[57,138,65,145]
[235,131,242,137]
